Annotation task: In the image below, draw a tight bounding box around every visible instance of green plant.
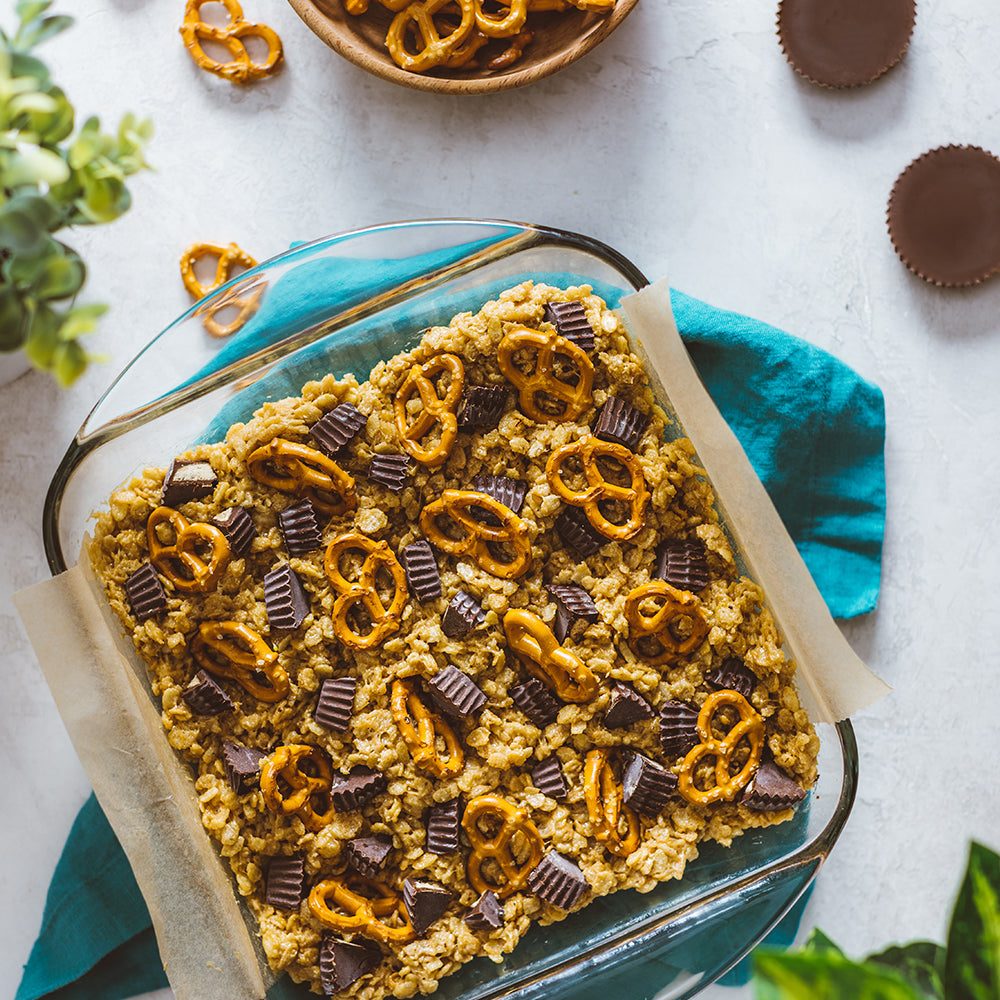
[753,841,1000,1000]
[0,0,151,385]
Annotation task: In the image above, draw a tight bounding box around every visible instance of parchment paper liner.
[15,275,888,1000]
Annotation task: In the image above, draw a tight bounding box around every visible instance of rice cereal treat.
[89,282,820,999]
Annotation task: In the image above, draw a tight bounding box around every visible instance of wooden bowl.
[286,0,640,94]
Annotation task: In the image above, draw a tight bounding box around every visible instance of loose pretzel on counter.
[179,0,283,84]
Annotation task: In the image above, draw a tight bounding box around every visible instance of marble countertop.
[3,2,999,998]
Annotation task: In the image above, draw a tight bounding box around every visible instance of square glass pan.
[42,219,858,1000]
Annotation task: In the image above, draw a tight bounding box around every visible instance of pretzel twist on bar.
[246,438,356,517]
[503,609,597,702]
[259,744,337,831]
[624,580,709,665]
[391,678,464,778]
[584,749,640,857]
[462,794,544,898]
[394,353,465,467]
[309,875,417,943]
[147,506,231,594]
[191,621,288,702]
[179,0,283,84]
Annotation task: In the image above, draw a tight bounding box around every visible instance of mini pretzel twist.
[503,609,597,703]
[179,242,258,300]
[191,621,288,702]
[179,0,283,84]
[394,353,465,467]
[419,490,532,579]
[246,438,356,517]
[391,678,464,778]
[473,0,528,36]
[259,744,337,831]
[146,506,231,594]
[308,874,416,944]
[677,690,765,805]
[324,533,409,649]
[584,750,640,857]
[497,326,594,423]
[462,794,544,899]
[624,580,709,665]
[546,435,650,540]
[386,0,476,73]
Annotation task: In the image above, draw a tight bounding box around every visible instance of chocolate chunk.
[654,538,710,592]
[400,539,441,602]
[182,670,234,716]
[659,701,700,759]
[264,563,310,630]
[344,834,393,878]
[546,583,599,643]
[622,752,677,816]
[403,877,452,936]
[741,759,807,812]
[314,676,357,733]
[426,797,462,855]
[309,402,366,456]
[544,301,595,352]
[459,385,509,430]
[264,854,306,910]
[555,506,606,558]
[222,741,267,794]
[511,678,561,728]
[278,498,323,556]
[527,851,588,910]
[531,756,568,800]
[161,458,217,507]
[472,473,528,515]
[124,561,167,622]
[319,934,382,995]
[211,505,256,558]
[330,766,386,811]
[464,890,504,931]
[441,590,486,638]
[428,665,487,717]
[368,453,410,492]
[705,658,758,701]
[603,683,654,729]
[594,396,650,452]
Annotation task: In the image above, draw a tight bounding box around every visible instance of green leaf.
[25,84,74,144]
[51,337,85,385]
[8,51,51,86]
[8,90,59,118]
[3,142,69,185]
[802,930,846,957]
[3,190,63,233]
[1,231,56,284]
[0,285,28,350]
[17,14,73,50]
[0,204,48,253]
[21,298,60,368]
[16,1,54,24]
[58,300,106,340]
[944,842,1000,1000]
[30,243,84,300]
[73,166,129,223]
[868,942,944,1000]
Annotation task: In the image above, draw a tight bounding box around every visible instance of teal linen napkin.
[17,288,885,1000]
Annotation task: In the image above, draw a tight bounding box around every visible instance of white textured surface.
[3,1,1000,998]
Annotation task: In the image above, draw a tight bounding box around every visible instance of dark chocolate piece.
[603,683,654,729]
[543,300,595,352]
[309,402,366,456]
[264,854,306,910]
[264,563,310,630]
[464,890,504,931]
[654,538,710,592]
[472,473,528,515]
[741,759,807,812]
[594,396,650,452]
[344,834,393,878]
[527,851,588,910]
[555,506,606,559]
[459,385,509,430]
[314,676,357,733]
[182,670,234,716]
[278,498,323,556]
[330,766,386,811]
[161,458,217,507]
[319,934,382,995]
[426,797,462,855]
[400,539,442,602]
[511,678,561,728]
[546,583,599,643]
[622,752,677,816]
[659,701,700,759]
[441,590,486,638]
[531,756,568,800]
[222,741,267,795]
[124,561,167,622]
[428,665,487,717]
[705,658,758,701]
[403,877,452,936]
[211,505,256,558]
[368,453,411,493]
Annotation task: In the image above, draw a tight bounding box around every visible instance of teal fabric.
[17,288,885,1000]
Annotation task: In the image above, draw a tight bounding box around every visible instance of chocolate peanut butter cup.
[531,756,568,800]
[472,474,528,515]
[546,583,599,643]
[622,751,677,816]
[543,301,595,352]
[124,561,167,622]
[368,453,411,492]
[527,851,588,910]
[428,664,487,717]
[161,458,217,507]
[264,563,310,630]
[183,670,234,716]
[330,766,386,811]
[654,538,710,592]
[426,797,462,855]
[742,759,808,811]
[309,401,366,456]
[464,890,504,931]
[320,935,382,995]
[659,700,700,759]
[222,741,267,794]
[441,590,487,638]
[345,834,393,877]
[399,539,442,602]
[594,396,649,452]
[403,878,453,936]
[314,676,357,733]
[511,678,561,728]
[212,505,256,557]
[459,385,509,429]
[603,682,654,729]
[264,854,306,910]
[278,498,323,556]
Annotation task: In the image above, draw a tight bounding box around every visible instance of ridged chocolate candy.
[427,665,487,717]
[603,683,654,729]
[426,797,462,855]
[741,759,807,812]
[368,453,410,492]
[309,401,366,456]
[278,498,323,556]
[124,561,167,622]
[458,385,508,430]
[319,934,382,995]
[345,835,393,877]
[182,670,234,716]
[622,752,677,816]
[654,538,710,592]
[403,878,452,936]
[330,766,386,811]
[222,741,267,795]
[594,396,650,452]
[314,676,357,733]
[472,474,528,515]
[399,539,441,602]
[511,678,561,728]
[211,505,256,558]
[264,563,310,630]
[264,854,306,910]
[531,756,568,800]
[555,506,606,558]
[546,583,599,643]
[464,890,504,931]
[527,851,588,910]
[543,301,595,352]
[441,590,486,638]
[161,458,217,507]
[659,701,700,759]
[705,658,758,701]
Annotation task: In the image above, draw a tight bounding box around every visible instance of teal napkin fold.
[17,287,885,1000]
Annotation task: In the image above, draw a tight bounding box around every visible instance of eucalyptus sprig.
[0,0,151,385]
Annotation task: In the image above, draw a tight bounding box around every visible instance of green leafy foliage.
[0,1,151,384]
[753,843,1000,1000]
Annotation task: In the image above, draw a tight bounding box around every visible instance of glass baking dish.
[42,219,858,1000]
